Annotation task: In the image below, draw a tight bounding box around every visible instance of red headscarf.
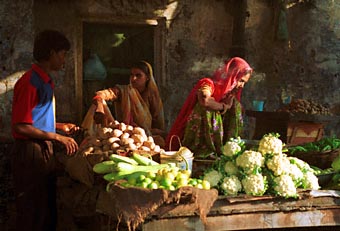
[166,57,252,150]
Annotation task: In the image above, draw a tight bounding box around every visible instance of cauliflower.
[241,174,267,196]
[220,175,242,195]
[258,133,283,155]
[222,137,243,157]
[266,154,290,176]
[287,163,304,185]
[203,169,222,187]
[302,171,320,190]
[273,174,298,198]
[288,157,313,173]
[224,161,239,176]
[236,150,264,174]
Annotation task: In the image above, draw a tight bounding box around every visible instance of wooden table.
[142,190,340,231]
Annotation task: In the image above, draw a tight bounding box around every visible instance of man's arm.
[13,123,78,155]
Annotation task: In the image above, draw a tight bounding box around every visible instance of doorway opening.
[82,22,155,117]
[76,18,166,122]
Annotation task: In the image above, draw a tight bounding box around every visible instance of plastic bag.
[83,54,107,80]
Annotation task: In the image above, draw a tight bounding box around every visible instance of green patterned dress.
[182,98,243,158]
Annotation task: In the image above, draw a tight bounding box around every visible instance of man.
[11,30,79,231]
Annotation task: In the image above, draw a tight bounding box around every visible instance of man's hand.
[56,134,78,155]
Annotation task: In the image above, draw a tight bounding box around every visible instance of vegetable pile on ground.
[93,152,211,191]
[202,134,320,198]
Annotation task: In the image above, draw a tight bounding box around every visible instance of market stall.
[57,119,340,231]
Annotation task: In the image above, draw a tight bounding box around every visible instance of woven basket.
[289,148,340,169]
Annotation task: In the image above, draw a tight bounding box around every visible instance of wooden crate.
[287,122,324,145]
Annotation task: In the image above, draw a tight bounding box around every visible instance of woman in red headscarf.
[166,57,253,158]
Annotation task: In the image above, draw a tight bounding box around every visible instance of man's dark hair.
[33,30,71,61]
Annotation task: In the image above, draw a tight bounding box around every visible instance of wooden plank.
[142,208,340,231]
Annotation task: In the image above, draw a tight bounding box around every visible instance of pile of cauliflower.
[203,134,319,198]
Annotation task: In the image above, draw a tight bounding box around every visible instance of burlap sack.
[96,185,219,231]
[64,151,94,188]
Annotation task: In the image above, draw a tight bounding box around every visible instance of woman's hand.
[221,94,235,109]
[198,88,228,112]
[93,98,106,125]
[94,111,106,125]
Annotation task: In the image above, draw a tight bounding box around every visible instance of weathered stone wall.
[0,0,33,140]
[0,0,339,140]
[244,0,340,136]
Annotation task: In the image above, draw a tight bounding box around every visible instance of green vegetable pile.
[288,137,340,154]
[93,153,211,191]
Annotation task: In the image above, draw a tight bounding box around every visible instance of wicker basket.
[288,148,340,169]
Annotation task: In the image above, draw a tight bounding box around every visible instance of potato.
[126,125,134,131]
[153,145,161,153]
[131,134,145,144]
[97,127,112,140]
[107,136,120,144]
[121,137,134,146]
[139,146,151,152]
[111,142,120,150]
[133,127,146,136]
[109,120,120,129]
[127,142,137,151]
[147,136,154,143]
[112,129,123,138]
[121,132,130,139]
[143,140,155,150]
[118,122,127,132]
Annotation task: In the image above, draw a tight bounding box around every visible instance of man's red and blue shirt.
[11,64,56,139]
